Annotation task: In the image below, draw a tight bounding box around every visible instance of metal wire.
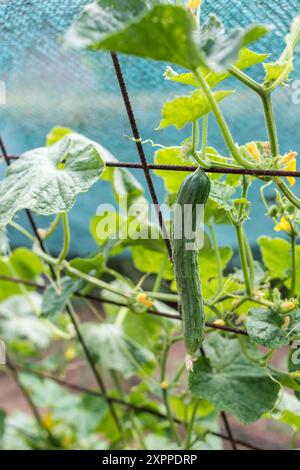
[6,155,300,178]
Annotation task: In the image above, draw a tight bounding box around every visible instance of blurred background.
[0,0,299,256]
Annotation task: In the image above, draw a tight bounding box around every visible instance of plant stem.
[290,230,297,298]
[152,256,167,292]
[276,181,300,210]
[235,224,252,296]
[201,115,209,159]
[243,228,255,288]
[209,224,223,292]
[193,67,251,168]
[110,370,147,449]
[261,93,280,157]
[160,338,181,446]
[184,400,199,450]
[229,66,263,95]
[58,213,70,264]
[44,214,62,240]
[9,221,36,243]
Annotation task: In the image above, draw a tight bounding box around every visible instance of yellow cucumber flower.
[188,0,202,9]
[42,413,55,431]
[274,217,292,234]
[282,151,297,187]
[246,142,261,162]
[136,293,154,308]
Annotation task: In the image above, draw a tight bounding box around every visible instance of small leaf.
[42,277,86,318]
[158,89,234,130]
[189,333,280,424]
[69,253,105,277]
[81,322,156,378]
[165,48,268,89]
[0,133,106,228]
[246,308,289,349]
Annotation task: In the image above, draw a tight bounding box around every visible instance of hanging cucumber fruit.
[172,167,211,369]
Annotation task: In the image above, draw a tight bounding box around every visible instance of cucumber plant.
[0,0,300,451]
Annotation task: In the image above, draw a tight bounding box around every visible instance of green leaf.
[81,322,156,378]
[263,60,293,87]
[0,410,6,440]
[263,15,300,88]
[42,277,85,318]
[165,49,268,89]
[0,133,106,228]
[259,236,290,280]
[154,147,192,194]
[268,391,300,431]
[246,308,289,349]
[189,333,280,424]
[103,166,145,209]
[209,180,236,211]
[69,253,105,277]
[65,3,268,72]
[158,89,234,130]
[46,126,73,146]
[132,245,173,279]
[198,246,233,284]
[0,248,44,301]
[65,2,204,71]
[195,14,269,73]
[10,248,44,279]
[0,293,52,349]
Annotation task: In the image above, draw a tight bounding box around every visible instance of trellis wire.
[4,50,298,450]
[6,155,300,178]
[5,362,262,451]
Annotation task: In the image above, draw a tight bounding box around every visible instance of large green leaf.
[0,133,105,227]
[65,2,268,72]
[246,308,289,349]
[165,48,269,89]
[158,90,233,130]
[81,322,156,378]
[189,333,280,424]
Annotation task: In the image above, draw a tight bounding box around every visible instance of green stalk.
[58,213,70,264]
[243,228,255,288]
[229,67,264,95]
[209,224,223,292]
[193,67,251,168]
[235,224,252,297]
[290,230,297,298]
[261,93,280,157]
[44,214,62,240]
[184,400,200,450]
[9,221,36,243]
[160,338,180,446]
[276,181,300,210]
[200,115,209,160]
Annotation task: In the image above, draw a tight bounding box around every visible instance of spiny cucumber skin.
[172,168,211,355]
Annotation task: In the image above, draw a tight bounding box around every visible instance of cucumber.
[172,167,211,356]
